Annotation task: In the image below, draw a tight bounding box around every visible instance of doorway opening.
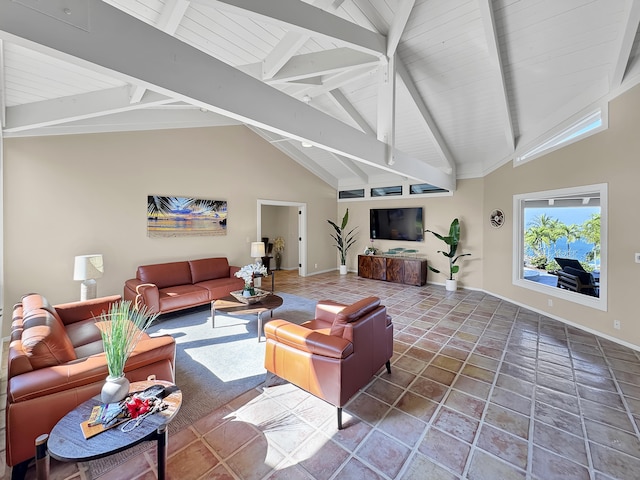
[257,200,307,277]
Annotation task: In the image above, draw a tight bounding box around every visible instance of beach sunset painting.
[147,195,228,237]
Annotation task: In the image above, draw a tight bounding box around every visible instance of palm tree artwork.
[147,195,228,237]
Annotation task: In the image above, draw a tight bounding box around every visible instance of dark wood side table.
[212,293,283,341]
[45,379,181,480]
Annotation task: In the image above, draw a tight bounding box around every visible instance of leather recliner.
[7,293,177,470]
[264,296,393,429]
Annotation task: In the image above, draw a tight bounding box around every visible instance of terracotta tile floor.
[4,270,640,479]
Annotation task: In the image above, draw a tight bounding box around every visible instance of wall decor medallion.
[490,209,505,228]
[147,196,228,237]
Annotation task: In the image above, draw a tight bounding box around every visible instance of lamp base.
[80,279,97,301]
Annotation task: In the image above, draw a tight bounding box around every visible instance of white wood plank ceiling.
[1,0,639,191]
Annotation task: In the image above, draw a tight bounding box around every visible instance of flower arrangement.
[235,263,268,294]
[95,301,159,378]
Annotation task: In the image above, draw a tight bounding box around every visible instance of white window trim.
[515,108,607,166]
[512,183,607,311]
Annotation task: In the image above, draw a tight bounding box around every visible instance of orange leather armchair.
[7,294,176,471]
[264,296,393,429]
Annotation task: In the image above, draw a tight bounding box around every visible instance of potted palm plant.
[328,208,358,274]
[95,300,159,403]
[425,218,471,291]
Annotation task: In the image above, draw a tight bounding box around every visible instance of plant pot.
[101,375,130,404]
[445,279,458,291]
[339,265,348,275]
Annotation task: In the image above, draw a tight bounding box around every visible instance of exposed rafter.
[611,0,640,89]
[264,48,379,84]
[261,0,338,80]
[397,60,456,176]
[129,0,190,104]
[327,89,375,135]
[477,0,515,151]
[4,87,175,132]
[329,152,368,183]
[192,0,386,57]
[386,0,415,57]
[0,0,454,190]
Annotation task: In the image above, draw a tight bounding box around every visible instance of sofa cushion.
[21,308,77,369]
[158,285,210,312]
[196,277,245,299]
[189,258,230,284]
[137,261,192,289]
[330,297,381,337]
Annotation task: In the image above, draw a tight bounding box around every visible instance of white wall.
[3,126,337,336]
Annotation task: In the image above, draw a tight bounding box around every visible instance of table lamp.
[250,242,265,265]
[73,254,104,301]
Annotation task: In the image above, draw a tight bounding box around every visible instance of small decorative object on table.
[234,262,268,296]
[230,288,271,304]
[95,301,159,404]
[364,239,377,255]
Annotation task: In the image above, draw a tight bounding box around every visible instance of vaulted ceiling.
[1,0,639,192]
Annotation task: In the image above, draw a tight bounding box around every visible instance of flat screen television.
[370,207,424,242]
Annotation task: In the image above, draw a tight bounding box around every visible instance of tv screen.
[370,207,424,242]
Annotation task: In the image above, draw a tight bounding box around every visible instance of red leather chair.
[264,296,393,428]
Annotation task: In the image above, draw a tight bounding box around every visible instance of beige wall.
[483,85,640,346]
[339,178,484,290]
[3,126,336,336]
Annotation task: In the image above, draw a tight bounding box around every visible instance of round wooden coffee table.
[211,293,283,342]
[46,379,181,480]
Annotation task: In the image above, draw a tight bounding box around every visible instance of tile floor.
[4,270,640,479]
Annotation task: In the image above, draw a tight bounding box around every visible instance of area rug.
[85,292,316,477]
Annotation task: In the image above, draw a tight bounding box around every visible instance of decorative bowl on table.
[230,288,271,305]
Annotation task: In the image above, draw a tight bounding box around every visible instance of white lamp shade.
[250,242,265,258]
[73,254,104,281]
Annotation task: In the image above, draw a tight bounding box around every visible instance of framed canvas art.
[147,195,227,237]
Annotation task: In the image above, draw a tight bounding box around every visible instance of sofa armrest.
[8,334,176,403]
[264,320,353,359]
[230,265,241,277]
[125,279,160,313]
[54,295,122,326]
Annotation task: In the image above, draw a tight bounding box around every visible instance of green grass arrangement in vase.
[95,300,159,403]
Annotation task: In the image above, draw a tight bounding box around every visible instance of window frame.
[512,183,607,311]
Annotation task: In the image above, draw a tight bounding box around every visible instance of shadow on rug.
[86,292,316,477]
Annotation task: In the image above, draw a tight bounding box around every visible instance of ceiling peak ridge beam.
[477,0,514,151]
[610,0,640,89]
[264,48,380,84]
[130,0,190,104]
[397,59,456,176]
[262,0,340,80]
[192,0,386,58]
[4,86,175,132]
[0,0,453,191]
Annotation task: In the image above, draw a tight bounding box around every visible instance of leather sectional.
[7,293,176,469]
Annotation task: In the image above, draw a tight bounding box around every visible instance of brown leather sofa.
[264,296,393,429]
[7,293,176,470]
[124,257,244,314]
